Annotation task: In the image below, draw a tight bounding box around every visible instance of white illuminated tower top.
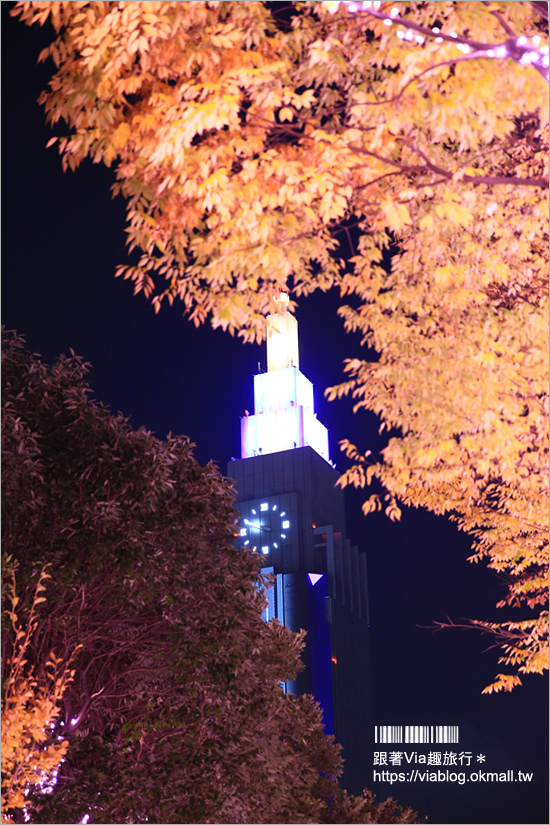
[240,293,330,462]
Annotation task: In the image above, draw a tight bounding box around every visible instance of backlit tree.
[1,565,78,824]
[12,0,549,690]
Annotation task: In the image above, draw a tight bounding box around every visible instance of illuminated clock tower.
[227,292,372,794]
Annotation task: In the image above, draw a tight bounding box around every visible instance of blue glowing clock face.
[238,501,290,556]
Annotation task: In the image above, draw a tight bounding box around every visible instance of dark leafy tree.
[1,330,421,824]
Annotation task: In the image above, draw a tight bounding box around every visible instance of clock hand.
[243,518,272,532]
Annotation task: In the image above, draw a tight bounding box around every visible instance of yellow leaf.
[433,265,452,286]
[382,199,412,232]
[435,200,472,226]
[279,107,294,122]
[419,213,434,231]
[112,122,130,151]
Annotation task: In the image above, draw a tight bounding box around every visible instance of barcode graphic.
[375,725,459,744]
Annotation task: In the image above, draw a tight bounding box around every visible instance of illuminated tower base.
[227,295,372,793]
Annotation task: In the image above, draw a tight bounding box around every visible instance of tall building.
[227,293,372,794]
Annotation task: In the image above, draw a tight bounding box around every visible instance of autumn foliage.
[1,566,78,823]
[11,0,549,690]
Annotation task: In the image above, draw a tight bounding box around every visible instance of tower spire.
[240,292,330,462]
[266,291,299,372]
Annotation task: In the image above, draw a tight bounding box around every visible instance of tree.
[1,330,420,825]
[12,0,549,690]
[1,564,78,823]
[319,786,421,824]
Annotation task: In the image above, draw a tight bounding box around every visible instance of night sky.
[2,5,548,824]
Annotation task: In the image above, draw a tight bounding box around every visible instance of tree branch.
[252,117,548,190]
[482,1,517,38]
[396,138,549,189]
[342,53,514,109]
[351,4,549,83]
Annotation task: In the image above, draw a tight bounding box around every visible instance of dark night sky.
[1,6,548,824]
